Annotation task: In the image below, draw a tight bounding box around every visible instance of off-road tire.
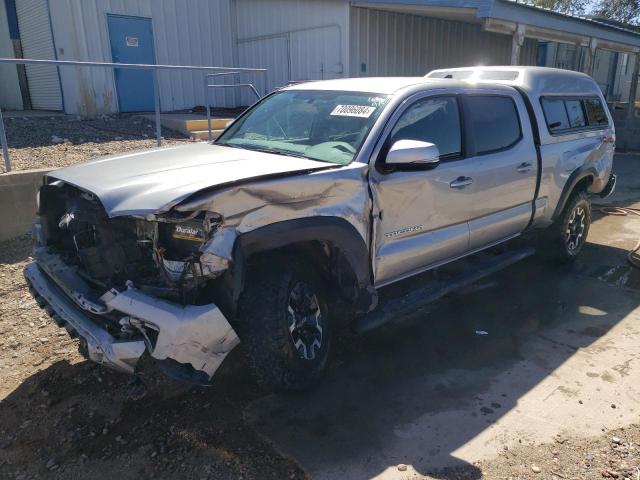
[542,190,591,263]
[238,259,332,392]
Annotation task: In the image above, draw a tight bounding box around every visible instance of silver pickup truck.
[25,66,616,392]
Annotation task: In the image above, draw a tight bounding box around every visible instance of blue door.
[107,15,155,112]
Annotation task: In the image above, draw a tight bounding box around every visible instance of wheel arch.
[552,166,596,221]
[222,217,375,319]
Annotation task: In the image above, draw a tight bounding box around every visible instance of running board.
[353,246,536,334]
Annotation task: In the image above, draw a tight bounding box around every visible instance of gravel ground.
[438,426,640,480]
[1,114,191,173]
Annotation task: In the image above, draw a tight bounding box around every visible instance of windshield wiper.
[220,142,338,164]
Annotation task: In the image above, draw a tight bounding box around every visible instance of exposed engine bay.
[37,182,225,305]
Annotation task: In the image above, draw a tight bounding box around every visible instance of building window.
[537,41,585,71]
[611,53,636,103]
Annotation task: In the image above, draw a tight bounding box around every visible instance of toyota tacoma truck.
[25,66,616,392]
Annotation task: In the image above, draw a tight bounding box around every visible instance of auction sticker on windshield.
[330,105,377,118]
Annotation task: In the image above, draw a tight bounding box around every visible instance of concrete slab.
[0,168,51,241]
[245,155,640,479]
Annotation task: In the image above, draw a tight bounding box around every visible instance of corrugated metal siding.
[350,7,536,76]
[238,36,290,94]
[15,0,63,110]
[520,38,538,66]
[235,0,349,97]
[0,1,23,110]
[49,0,236,115]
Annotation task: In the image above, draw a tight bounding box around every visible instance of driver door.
[370,94,472,287]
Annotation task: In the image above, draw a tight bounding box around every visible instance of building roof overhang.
[351,0,640,52]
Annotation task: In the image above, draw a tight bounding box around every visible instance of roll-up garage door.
[15,0,63,110]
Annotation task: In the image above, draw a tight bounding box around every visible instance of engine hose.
[596,205,640,269]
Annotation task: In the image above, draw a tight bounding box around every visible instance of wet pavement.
[246,154,640,479]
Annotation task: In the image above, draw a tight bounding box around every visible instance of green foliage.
[594,0,640,26]
[531,0,639,26]
[530,0,588,16]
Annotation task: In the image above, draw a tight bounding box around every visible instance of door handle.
[516,162,533,173]
[449,176,473,189]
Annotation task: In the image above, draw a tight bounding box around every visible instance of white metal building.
[1,0,639,116]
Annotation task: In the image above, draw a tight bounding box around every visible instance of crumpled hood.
[48,143,334,217]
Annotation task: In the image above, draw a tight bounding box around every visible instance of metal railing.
[204,72,262,141]
[0,58,267,172]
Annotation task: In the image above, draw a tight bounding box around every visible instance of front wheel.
[238,259,332,392]
[542,190,591,262]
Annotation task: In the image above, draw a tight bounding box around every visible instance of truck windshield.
[216,90,389,165]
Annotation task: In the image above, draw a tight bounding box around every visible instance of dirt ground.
[0,114,189,173]
[0,234,305,480]
[474,424,640,480]
[1,152,639,479]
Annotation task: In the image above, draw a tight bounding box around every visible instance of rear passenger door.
[460,93,538,250]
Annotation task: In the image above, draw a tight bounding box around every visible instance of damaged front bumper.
[24,249,239,381]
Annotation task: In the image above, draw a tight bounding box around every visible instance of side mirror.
[385,140,440,169]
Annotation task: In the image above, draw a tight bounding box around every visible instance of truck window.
[541,98,570,132]
[463,96,521,155]
[541,96,609,133]
[565,99,586,128]
[584,98,609,126]
[389,96,461,158]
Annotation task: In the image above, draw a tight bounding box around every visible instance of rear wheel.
[543,190,591,262]
[238,258,332,392]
